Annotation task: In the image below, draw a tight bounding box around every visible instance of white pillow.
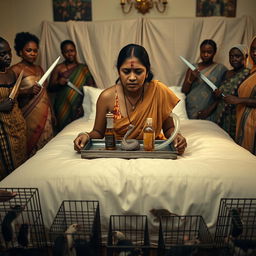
[168,86,188,120]
[82,86,188,121]
[83,86,103,120]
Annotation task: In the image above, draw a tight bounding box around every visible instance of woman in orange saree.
[74,44,187,155]
[224,36,256,155]
[11,32,53,156]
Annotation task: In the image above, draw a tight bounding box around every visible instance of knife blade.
[179,56,224,96]
[37,56,60,87]
[67,81,83,96]
[9,70,24,100]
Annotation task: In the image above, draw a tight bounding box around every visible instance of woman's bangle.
[78,132,90,139]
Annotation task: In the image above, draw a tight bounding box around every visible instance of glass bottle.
[105,112,116,150]
[143,117,155,151]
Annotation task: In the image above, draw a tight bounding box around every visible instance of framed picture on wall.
[196,0,236,17]
[53,0,92,21]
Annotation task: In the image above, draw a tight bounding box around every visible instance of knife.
[37,56,61,87]
[179,56,224,96]
[67,81,83,96]
[9,70,24,100]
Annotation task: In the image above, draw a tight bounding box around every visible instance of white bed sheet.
[0,118,255,237]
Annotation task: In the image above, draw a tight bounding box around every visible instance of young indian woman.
[73,44,187,155]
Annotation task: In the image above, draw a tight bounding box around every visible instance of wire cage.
[49,200,101,255]
[158,215,213,256]
[214,198,256,256]
[0,187,47,251]
[107,215,150,256]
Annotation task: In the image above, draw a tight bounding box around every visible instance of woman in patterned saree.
[48,40,96,132]
[11,32,53,156]
[196,45,250,140]
[224,36,256,155]
[0,37,27,180]
[182,39,227,120]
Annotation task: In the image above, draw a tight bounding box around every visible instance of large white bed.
[0,86,255,242]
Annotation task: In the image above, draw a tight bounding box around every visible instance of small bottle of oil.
[143,117,155,151]
[105,112,116,150]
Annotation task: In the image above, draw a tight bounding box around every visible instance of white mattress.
[1,117,255,238]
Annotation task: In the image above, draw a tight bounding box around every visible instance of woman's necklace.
[122,85,144,124]
[124,86,144,110]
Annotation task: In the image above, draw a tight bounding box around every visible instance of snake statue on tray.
[120,124,140,151]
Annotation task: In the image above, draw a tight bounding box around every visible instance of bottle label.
[105,134,116,149]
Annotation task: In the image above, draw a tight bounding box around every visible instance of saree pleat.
[19,75,53,155]
[0,82,27,180]
[114,80,179,140]
[236,71,256,154]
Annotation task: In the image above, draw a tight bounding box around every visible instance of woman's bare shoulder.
[10,62,23,73]
[99,85,116,100]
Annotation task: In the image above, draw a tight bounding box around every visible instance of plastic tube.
[155,112,180,151]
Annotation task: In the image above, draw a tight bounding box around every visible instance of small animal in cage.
[230,208,243,238]
[53,223,96,256]
[150,208,179,222]
[52,223,78,256]
[112,231,143,256]
[1,205,24,243]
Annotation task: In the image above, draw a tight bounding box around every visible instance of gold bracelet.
[78,132,90,139]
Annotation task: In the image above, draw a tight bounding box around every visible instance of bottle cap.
[146,117,153,125]
[106,112,114,118]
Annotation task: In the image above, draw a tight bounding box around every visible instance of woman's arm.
[224,95,256,107]
[48,64,67,92]
[181,68,200,94]
[73,89,112,152]
[162,116,187,155]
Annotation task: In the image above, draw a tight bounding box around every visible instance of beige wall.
[0,0,256,63]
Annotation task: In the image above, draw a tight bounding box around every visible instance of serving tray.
[81,139,178,159]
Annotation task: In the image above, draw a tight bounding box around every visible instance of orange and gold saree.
[114,80,179,140]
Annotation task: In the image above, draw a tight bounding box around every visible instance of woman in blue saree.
[182,39,227,120]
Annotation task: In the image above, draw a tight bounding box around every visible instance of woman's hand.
[197,109,210,119]
[174,133,187,155]
[213,89,223,99]
[188,69,200,83]
[73,133,90,152]
[0,98,15,113]
[32,82,42,95]
[223,95,241,105]
[59,76,68,86]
